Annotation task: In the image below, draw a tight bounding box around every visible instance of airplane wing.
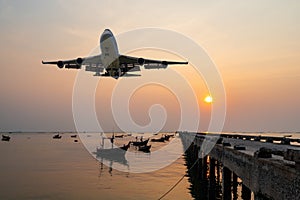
[42,54,187,77]
[42,55,103,70]
[119,55,188,69]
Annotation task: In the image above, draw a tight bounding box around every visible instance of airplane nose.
[104,29,112,34]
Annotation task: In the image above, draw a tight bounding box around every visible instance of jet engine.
[76,57,83,65]
[57,61,64,68]
[137,58,145,65]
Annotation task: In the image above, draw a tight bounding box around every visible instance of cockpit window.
[100,34,112,43]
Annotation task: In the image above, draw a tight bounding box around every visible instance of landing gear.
[104,68,121,79]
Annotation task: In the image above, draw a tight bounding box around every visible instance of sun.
[204,95,213,103]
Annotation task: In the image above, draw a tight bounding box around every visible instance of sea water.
[0,132,191,200]
[1,132,299,199]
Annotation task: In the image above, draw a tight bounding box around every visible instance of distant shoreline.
[1,131,300,134]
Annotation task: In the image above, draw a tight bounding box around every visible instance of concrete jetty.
[179,132,300,200]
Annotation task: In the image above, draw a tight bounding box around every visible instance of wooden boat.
[131,139,149,146]
[151,134,172,142]
[120,142,131,151]
[115,134,124,138]
[151,137,165,142]
[53,134,62,139]
[166,134,175,138]
[138,145,151,152]
[95,142,131,162]
[164,135,171,141]
[96,147,125,156]
[2,135,10,141]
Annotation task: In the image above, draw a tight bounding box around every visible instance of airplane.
[42,29,188,79]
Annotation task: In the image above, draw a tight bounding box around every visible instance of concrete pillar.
[216,161,220,183]
[242,184,251,200]
[193,144,197,160]
[284,149,300,170]
[198,156,208,199]
[202,156,208,179]
[209,157,216,180]
[232,173,238,200]
[222,166,231,200]
[215,161,222,199]
[196,149,201,180]
[209,157,216,200]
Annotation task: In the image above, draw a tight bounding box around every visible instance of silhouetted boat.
[95,142,130,163]
[96,142,130,155]
[53,134,62,139]
[138,145,151,152]
[151,137,165,142]
[96,147,125,156]
[115,134,124,138]
[120,142,131,151]
[151,135,171,142]
[131,139,149,146]
[164,135,171,141]
[71,134,77,138]
[166,134,175,138]
[2,135,10,141]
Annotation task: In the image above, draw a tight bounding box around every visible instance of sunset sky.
[0,0,299,132]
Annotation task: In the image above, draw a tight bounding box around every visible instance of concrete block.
[234,145,246,150]
[254,147,272,158]
[223,142,231,147]
[284,149,300,162]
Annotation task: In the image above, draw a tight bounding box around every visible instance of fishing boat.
[138,145,151,152]
[151,134,172,142]
[166,134,175,138]
[53,134,62,139]
[96,142,130,155]
[151,136,165,142]
[115,134,124,138]
[120,142,131,151]
[164,135,171,141]
[2,135,10,141]
[95,142,130,163]
[96,147,126,156]
[131,138,149,146]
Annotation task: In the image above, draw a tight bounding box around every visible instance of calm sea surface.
[0,133,191,200]
[0,132,299,200]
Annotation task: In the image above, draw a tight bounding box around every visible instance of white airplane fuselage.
[100,29,120,72]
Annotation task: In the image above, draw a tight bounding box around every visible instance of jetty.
[180,132,300,200]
